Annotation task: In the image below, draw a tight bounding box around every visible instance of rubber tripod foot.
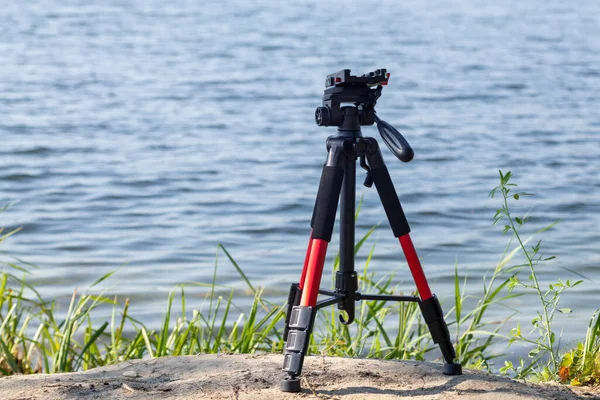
[442,362,463,375]
[280,377,302,392]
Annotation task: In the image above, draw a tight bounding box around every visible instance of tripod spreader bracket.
[335,271,358,325]
[335,271,358,292]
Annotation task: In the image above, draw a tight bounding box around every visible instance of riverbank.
[0,354,597,400]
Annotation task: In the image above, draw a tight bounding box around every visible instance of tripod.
[280,69,462,393]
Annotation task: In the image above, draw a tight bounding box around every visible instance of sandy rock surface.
[0,354,597,400]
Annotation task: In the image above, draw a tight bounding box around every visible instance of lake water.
[1,0,599,346]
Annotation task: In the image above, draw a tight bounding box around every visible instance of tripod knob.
[363,172,374,188]
[315,107,331,126]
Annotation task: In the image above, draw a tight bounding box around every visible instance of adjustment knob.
[315,107,331,126]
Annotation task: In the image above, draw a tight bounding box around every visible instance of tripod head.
[315,69,414,163]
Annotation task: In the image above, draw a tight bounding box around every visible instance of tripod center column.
[339,140,356,278]
[336,106,361,323]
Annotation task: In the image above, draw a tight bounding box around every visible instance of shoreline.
[0,354,597,400]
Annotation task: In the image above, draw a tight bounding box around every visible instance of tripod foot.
[280,376,302,392]
[442,362,463,375]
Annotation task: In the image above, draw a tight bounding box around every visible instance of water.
[1,0,599,343]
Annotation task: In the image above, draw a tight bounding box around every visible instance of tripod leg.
[283,232,313,342]
[281,147,345,392]
[365,139,462,375]
[299,232,314,293]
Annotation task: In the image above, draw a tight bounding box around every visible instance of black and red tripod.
[280,69,462,392]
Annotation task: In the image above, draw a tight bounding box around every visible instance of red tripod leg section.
[399,233,433,300]
[298,231,313,290]
[300,238,328,307]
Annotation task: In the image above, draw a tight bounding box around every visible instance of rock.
[0,354,594,399]
[121,370,139,378]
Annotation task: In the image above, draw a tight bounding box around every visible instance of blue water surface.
[0,0,599,345]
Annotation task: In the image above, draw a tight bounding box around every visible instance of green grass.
[558,310,600,385]
[0,171,598,388]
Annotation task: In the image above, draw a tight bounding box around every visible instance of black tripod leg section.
[283,283,302,341]
[364,138,410,238]
[420,296,462,375]
[281,306,317,392]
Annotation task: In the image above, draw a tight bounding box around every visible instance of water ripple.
[0,0,598,340]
